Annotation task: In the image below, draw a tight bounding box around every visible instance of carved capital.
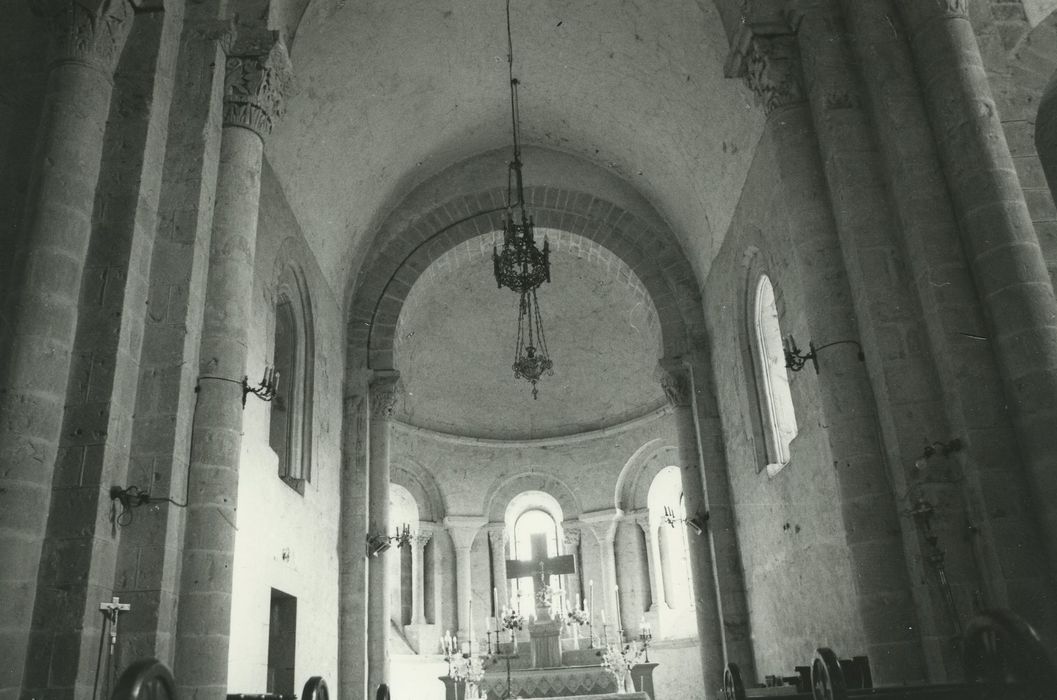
[223,32,293,138]
[414,531,433,548]
[31,0,135,74]
[562,524,581,549]
[745,34,806,115]
[656,360,692,408]
[369,371,401,420]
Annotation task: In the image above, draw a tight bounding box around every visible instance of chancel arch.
[344,145,751,693]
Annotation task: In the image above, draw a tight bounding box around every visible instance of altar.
[441,547,658,700]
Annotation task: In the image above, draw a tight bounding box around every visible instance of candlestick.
[589,580,595,632]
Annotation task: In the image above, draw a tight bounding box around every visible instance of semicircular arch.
[483,471,583,524]
[345,147,707,373]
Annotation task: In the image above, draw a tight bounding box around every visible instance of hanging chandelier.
[493,0,553,400]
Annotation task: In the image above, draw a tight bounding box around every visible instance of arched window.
[512,508,560,610]
[270,267,314,489]
[751,275,797,472]
[646,466,696,638]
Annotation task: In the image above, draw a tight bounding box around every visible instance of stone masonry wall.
[704,120,868,678]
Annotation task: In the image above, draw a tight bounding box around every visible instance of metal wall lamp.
[662,506,708,535]
[914,438,963,470]
[783,334,864,374]
[243,366,280,407]
[365,523,415,557]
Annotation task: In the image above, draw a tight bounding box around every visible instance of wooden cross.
[505,532,576,588]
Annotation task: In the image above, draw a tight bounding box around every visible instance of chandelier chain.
[495,0,554,399]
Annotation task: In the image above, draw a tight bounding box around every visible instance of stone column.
[339,390,369,699]
[412,530,432,624]
[172,34,291,700]
[445,515,486,645]
[561,521,583,613]
[634,512,665,613]
[488,524,509,620]
[580,510,621,635]
[894,0,1057,563]
[367,370,400,695]
[657,360,726,694]
[422,521,443,626]
[0,1,134,694]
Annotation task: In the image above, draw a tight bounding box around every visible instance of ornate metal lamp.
[493,0,553,399]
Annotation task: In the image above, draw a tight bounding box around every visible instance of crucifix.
[100,596,131,660]
[505,532,575,613]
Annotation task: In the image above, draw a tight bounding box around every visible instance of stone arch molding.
[483,471,583,524]
[344,147,708,373]
[615,439,681,512]
[391,458,446,523]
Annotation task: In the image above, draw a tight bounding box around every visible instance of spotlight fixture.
[914,438,963,470]
[492,0,553,400]
[783,334,864,374]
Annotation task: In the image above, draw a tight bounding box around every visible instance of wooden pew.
[722,609,1055,700]
[111,659,331,700]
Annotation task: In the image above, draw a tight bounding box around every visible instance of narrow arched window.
[752,275,797,470]
[270,267,314,490]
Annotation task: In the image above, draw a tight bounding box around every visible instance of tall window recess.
[269,267,314,491]
[752,274,797,473]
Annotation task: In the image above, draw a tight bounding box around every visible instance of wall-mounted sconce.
[365,523,415,557]
[243,366,280,407]
[914,438,963,470]
[108,485,186,528]
[783,334,865,374]
[662,506,708,535]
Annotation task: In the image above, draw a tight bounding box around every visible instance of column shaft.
[339,392,369,700]
[488,526,509,621]
[412,535,427,624]
[367,371,399,696]
[173,36,291,700]
[0,3,133,694]
[636,517,664,612]
[895,0,1057,564]
[445,516,485,647]
[658,362,725,693]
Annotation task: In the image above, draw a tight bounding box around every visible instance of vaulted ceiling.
[267,0,765,297]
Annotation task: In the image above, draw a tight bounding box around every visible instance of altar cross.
[506,532,575,588]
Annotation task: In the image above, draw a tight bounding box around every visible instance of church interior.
[5,0,1057,699]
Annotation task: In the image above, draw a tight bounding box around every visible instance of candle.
[468,598,474,649]
[589,580,595,628]
[614,584,621,635]
[493,586,500,622]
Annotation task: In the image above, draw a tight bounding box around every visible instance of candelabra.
[482,628,520,700]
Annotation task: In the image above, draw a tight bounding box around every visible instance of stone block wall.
[703,123,870,677]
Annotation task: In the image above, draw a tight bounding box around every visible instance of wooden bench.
[722,609,1056,700]
[111,660,330,700]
